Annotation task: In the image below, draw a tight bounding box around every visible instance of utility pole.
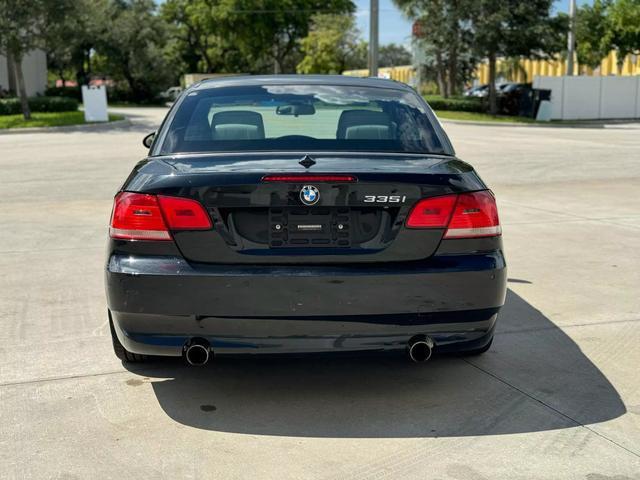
[369,0,379,77]
[567,0,577,76]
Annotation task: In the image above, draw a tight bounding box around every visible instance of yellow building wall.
[466,51,639,84]
[342,66,415,83]
[343,51,639,86]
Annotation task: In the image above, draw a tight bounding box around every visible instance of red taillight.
[157,195,212,230]
[406,191,501,238]
[110,192,171,241]
[406,194,457,228]
[445,191,501,238]
[110,192,211,241]
[262,175,357,183]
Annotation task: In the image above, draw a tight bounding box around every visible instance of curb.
[440,118,640,129]
[0,118,131,135]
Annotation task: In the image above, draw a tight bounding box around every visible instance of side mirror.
[142,132,156,149]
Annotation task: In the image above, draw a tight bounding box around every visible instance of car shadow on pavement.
[124,289,626,437]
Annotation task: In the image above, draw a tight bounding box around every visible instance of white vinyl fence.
[533,75,640,120]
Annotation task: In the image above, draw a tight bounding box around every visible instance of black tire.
[109,311,147,363]
[461,337,493,356]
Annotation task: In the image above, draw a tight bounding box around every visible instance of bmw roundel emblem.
[300,185,320,206]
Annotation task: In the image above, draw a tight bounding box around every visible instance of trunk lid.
[127,153,486,264]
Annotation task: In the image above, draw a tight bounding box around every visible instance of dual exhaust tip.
[183,336,434,365]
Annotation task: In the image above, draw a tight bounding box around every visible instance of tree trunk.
[488,53,497,115]
[435,50,447,98]
[201,49,213,73]
[11,54,31,120]
[86,49,91,78]
[76,48,90,86]
[123,70,139,103]
[273,50,281,74]
[6,51,17,95]
[448,49,458,97]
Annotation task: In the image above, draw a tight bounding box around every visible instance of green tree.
[605,0,640,72]
[43,0,108,87]
[297,13,366,74]
[379,43,412,67]
[576,0,612,69]
[95,0,172,102]
[162,0,355,75]
[397,0,564,102]
[0,0,73,118]
[470,0,561,113]
[161,0,249,74]
[232,0,356,73]
[394,0,475,97]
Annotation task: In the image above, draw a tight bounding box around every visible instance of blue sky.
[355,0,592,46]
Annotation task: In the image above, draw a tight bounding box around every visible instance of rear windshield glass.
[157,84,451,155]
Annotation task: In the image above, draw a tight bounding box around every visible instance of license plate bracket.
[269,207,351,248]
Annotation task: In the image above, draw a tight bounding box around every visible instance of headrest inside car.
[337,110,392,139]
[211,111,265,140]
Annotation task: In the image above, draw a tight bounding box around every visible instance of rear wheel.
[109,311,147,363]
[461,337,493,356]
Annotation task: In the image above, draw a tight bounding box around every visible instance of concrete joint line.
[463,358,640,459]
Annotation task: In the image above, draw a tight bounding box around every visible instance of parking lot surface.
[1,108,639,479]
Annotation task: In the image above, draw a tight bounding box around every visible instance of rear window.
[157,84,451,155]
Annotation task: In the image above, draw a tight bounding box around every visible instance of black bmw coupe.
[105,75,506,365]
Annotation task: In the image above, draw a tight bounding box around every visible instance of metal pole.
[369,0,379,77]
[567,0,577,76]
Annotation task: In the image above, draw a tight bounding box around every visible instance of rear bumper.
[106,251,506,357]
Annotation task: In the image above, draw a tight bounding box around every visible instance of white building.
[0,49,48,96]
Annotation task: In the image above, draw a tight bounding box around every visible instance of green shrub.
[44,86,82,101]
[29,96,80,113]
[418,82,441,96]
[0,96,79,115]
[424,95,486,113]
[0,98,21,115]
[106,85,166,105]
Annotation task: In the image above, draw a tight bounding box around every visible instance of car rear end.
[105,76,506,363]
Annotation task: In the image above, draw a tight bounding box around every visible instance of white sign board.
[81,85,108,122]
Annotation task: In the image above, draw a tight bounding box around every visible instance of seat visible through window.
[336,110,393,140]
[211,111,265,140]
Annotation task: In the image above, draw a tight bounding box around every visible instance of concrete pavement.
[0,108,639,479]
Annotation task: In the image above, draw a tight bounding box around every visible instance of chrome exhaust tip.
[408,336,434,363]
[184,339,211,366]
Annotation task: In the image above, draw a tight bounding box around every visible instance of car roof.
[191,74,413,92]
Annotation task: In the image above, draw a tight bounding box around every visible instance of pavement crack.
[496,317,640,336]
[462,357,640,459]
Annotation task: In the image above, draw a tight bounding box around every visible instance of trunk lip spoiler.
[152,151,457,160]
